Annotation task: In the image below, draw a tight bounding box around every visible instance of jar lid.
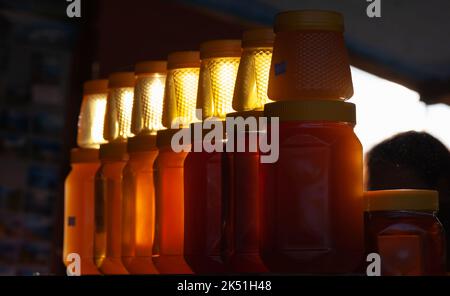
[99,142,129,161]
[264,100,356,124]
[365,190,439,212]
[108,72,136,88]
[242,28,275,48]
[189,121,227,141]
[167,51,201,70]
[200,40,242,59]
[83,79,109,95]
[71,148,99,163]
[157,128,187,148]
[128,134,157,153]
[275,10,344,33]
[135,60,167,75]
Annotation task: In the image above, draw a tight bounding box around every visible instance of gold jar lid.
[365,190,439,212]
[135,60,167,75]
[83,79,109,95]
[127,134,158,153]
[264,100,356,124]
[200,40,242,59]
[242,28,275,48]
[167,51,201,69]
[275,10,345,33]
[70,148,99,163]
[99,142,129,161]
[156,129,187,148]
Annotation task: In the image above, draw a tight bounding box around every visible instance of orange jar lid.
[264,100,356,124]
[83,80,109,95]
[71,148,99,163]
[128,134,158,153]
[242,28,275,48]
[200,40,242,59]
[156,128,188,148]
[108,72,136,88]
[365,190,439,212]
[275,10,344,32]
[99,142,129,161]
[135,60,167,75]
[167,51,201,70]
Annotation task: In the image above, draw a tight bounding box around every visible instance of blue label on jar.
[68,216,76,227]
[275,62,287,76]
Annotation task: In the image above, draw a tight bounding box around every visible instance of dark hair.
[367,131,450,189]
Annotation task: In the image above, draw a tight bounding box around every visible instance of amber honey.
[365,190,446,275]
[153,131,192,274]
[184,126,227,273]
[121,136,159,274]
[64,149,101,275]
[260,100,364,274]
[94,143,130,275]
[223,116,268,273]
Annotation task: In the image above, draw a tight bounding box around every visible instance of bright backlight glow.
[349,67,450,153]
[205,57,240,119]
[77,93,107,149]
[133,75,166,135]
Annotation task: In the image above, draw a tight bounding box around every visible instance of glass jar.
[121,137,159,274]
[153,130,192,274]
[365,190,446,276]
[184,124,228,274]
[268,10,353,101]
[183,40,241,274]
[260,100,364,274]
[95,142,129,275]
[64,79,108,275]
[152,51,200,274]
[223,29,274,273]
[120,61,166,274]
[64,148,101,275]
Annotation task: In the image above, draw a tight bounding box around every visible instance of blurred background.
[0,0,448,275]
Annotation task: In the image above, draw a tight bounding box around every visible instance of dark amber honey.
[153,145,192,274]
[260,119,364,274]
[184,147,227,274]
[365,190,446,275]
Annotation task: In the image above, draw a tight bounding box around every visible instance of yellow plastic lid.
[275,10,344,33]
[167,51,201,70]
[200,40,242,59]
[99,142,129,161]
[135,60,167,75]
[242,28,275,48]
[127,134,158,153]
[83,79,109,95]
[264,100,356,124]
[365,190,439,212]
[70,148,99,163]
[108,72,136,88]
